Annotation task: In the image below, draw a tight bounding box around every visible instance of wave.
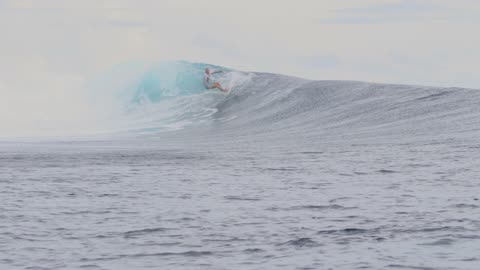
[84,61,480,142]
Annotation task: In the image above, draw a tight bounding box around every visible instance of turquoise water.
[90,61,227,104]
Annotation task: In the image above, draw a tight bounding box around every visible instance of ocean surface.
[2,61,480,270]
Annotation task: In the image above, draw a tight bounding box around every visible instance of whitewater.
[2,61,480,270]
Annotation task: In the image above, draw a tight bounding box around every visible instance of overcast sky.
[1,0,479,94]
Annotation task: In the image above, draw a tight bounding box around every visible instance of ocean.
[1,61,480,270]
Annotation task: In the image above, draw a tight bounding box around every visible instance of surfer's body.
[203,68,228,92]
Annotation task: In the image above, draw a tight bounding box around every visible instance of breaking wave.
[88,61,480,143]
[4,60,480,141]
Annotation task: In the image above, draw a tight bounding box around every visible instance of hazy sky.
[1,0,479,89]
[0,0,478,136]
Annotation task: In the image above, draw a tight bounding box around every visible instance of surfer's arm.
[211,70,224,74]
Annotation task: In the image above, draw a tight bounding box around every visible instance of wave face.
[90,61,480,143]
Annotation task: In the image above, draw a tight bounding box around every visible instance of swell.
[207,74,480,142]
[90,61,480,143]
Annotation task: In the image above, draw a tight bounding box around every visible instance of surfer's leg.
[212,82,228,92]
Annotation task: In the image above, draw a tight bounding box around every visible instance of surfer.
[203,68,228,92]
